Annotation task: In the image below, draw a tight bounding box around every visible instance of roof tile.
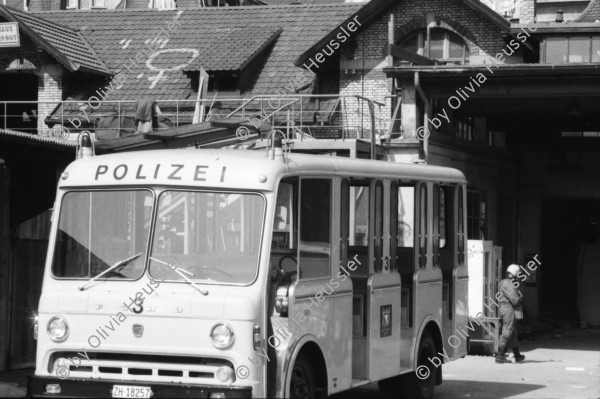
[29,4,361,99]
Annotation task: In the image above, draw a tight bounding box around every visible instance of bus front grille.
[49,352,233,384]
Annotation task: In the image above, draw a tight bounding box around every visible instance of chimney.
[517,0,536,24]
[555,10,564,23]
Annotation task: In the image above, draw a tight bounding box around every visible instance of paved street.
[337,334,600,399]
[2,333,598,398]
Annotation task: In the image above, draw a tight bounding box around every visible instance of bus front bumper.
[27,376,253,398]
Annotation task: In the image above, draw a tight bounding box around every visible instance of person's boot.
[495,345,510,363]
[513,346,525,363]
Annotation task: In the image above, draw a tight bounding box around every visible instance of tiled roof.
[0,129,77,149]
[576,0,600,22]
[0,6,111,75]
[183,26,282,71]
[264,0,346,4]
[30,4,361,100]
[295,0,510,66]
[120,0,264,9]
[5,0,24,10]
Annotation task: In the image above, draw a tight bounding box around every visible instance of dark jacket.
[499,277,522,312]
[135,97,156,122]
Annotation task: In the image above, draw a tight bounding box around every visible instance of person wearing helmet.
[495,264,526,364]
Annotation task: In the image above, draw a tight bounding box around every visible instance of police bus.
[29,139,468,398]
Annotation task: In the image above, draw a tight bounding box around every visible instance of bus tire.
[401,331,437,399]
[289,353,315,399]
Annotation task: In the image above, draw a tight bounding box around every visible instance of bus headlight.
[47,316,69,342]
[210,323,234,349]
[215,366,234,383]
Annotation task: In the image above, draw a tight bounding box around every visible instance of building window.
[467,190,486,240]
[65,0,105,9]
[457,117,474,141]
[398,28,469,64]
[208,74,238,93]
[544,36,600,64]
[148,0,177,8]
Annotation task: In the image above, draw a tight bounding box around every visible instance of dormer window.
[398,28,469,65]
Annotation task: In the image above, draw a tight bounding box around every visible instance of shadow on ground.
[332,380,547,399]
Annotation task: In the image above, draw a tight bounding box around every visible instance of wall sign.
[0,22,20,48]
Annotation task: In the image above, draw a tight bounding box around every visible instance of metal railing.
[1,95,395,148]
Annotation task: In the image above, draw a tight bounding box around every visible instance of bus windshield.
[51,189,265,286]
[147,190,265,285]
[52,190,153,279]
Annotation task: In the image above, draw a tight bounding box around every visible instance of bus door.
[414,182,443,356]
[273,177,353,394]
[395,182,417,370]
[367,180,402,381]
[435,183,458,358]
[453,185,469,358]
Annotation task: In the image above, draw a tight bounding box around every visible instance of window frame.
[398,28,469,65]
[467,189,486,240]
[297,177,333,280]
[147,188,266,286]
[543,35,600,64]
[51,188,155,281]
[91,0,106,8]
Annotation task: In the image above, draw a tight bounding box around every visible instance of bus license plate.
[112,385,153,398]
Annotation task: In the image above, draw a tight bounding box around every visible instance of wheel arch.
[415,318,444,385]
[284,335,328,398]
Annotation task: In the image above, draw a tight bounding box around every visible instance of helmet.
[507,264,521,276]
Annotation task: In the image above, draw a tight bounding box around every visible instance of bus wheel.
[402,331,437,399]
[290,353,315,399]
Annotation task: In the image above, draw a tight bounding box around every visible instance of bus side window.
[374,181,384,273]
[433,184,440,268]
[272,180,296,250]
[418,184,428,269]
[350,183,369,247]
[340,179,350,271]
[398,186,415,249]
[299,179,332,279]
[397,184,415,327]
[458,186,465,265]
[390,181,398,272]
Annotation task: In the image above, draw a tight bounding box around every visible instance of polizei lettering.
[94,164,222,182]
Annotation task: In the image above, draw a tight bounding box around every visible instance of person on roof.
[135,97,162,134]
[495,264,526,364]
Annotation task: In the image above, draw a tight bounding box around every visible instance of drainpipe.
[368,99,376,160]
[414,72,429,164]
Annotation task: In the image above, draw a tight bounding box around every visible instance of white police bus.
[29,140,468,398]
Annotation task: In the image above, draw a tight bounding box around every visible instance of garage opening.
[542,200,600,325]
[0,73,38,133]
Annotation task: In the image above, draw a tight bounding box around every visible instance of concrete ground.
[2,331,598,398]
[340,332,600,399]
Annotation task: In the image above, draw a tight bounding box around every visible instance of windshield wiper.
[150,257,208,295]
[79,252,143,291]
